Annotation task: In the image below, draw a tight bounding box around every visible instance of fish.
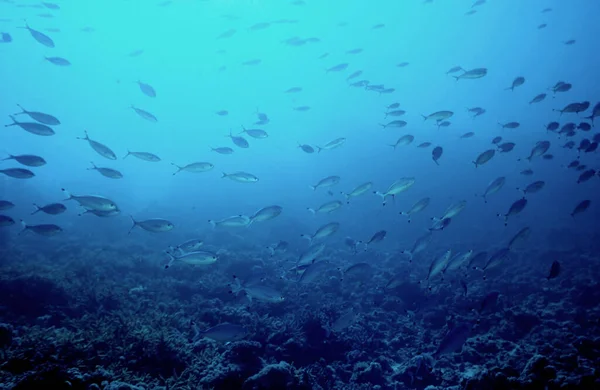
[62,189,117,211]
[496,143,515,154]
[123,150,161,161]
[520,141,550,162]
[571,200,590,217]
[77,131,116,160]
[422,111,453,122]
[128,217,174,234]
[342,262,372,280]
[250,205,283,223]
[518,181,545,195]
[230,277,284,303]
[195,323,247,342]
[460,132,475,139]
[0,32,11,43]
[217,28,236,39]
[363,230,386,248]
[432,146,443,165]
[402,231,433,262]
[88,162,123,179]
[31,203,66,215]
[222,172,259,183]
[299,260,330,284]
[2,154,46,167]
[136,81,156,97]
[380,120,407,129]
[298,242,326,266]
[0,200,15,211]
[301,222,340,243]
[546,261,560,280]
[453,68,487,80]
[436,200,467,221]
[437,121,451,130]
[508,227,531,250]
[399,197,430,222]
[389,135,414,149]
[211,147,234,155]
[346,70,363,82]
[505,76,525,91]
[308,201,342,214]
[208,215,251,228]
[130,105,158,122]
[418,142,432,148]
[171,162,214,175]
[468,251,488,269]
[227,131,249,148]
[242,59,262,66]
[19,21,54,47]
[374,178,416,205]
[429,218,452,231]
[577,169,596,184]
[520,169,534,176]
[396,62,409,67]
[285,87,302,93]
[498,122,520,129]
[342,182,373,202]
[19,221,62,236]
[467,107,486,118]
[326,63,349,73]
[444,250,473,272]
[310,175,340,190]
[553,102,589,115]
[584,102,600,124]
[298,144,314,153]
[446,66,463,75]
[240,127,268,139]
[5,115,55,136]
[529,93,546,104]
[316,137,346,152]
[44,56,70,66]
[164,250,217,269]
[426,250,452,284]
[0,168,34,179]
[0,215,15,227]
[170,238,204,255]
[481,177,505,203]
[498,198,527,226]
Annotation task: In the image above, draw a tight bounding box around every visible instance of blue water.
[1,1,599,389]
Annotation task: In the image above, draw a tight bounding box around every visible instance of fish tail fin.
[123,150,131,159]
[420,115,427,121]
[208,220,216,229]
[88,161,97,170]
[128,215,137,235]
[221,172,228,179]
[5,115,18,127]
[316,146,322,153]
[61,188,72,201]
[309,185,316,191]
[379,123,387,129]
[31,204,40,215]
[15,104,26,114]
[307,208,316,214]
[171,163,182,175]
[18,220,28,235]
[300,234,312,244]
[452,76,459,82]
[163,251,176,269]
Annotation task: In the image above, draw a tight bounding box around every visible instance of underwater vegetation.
[1,0,600,389]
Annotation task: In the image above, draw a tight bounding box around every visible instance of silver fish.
[222,171,259,183]
[136,81,156,97]
[211,147,234,155]
[298,242,326,266]
[130,105,158,122]
[0,168,34,179]
[426,250,452,283]
[374,178,415,205]
[240,127,268,139]
[473,149,495,167]
[88,162,123,179]
[310,175,340,190]
[62,189,117,211]
[422,111,454,122]
[19,22,54,47]
[13,105,60,125]
[301,222,340,243]
[196,323,247,342]
[209,215,251,228]
[453,68,487,80]
[123,150,161,162]
[400,197,430,222]
[481,177,505,202]
[316,137,346,152]
[342,182,373,202]
[5,115,55,136]
[402,231,433,262]
[172,162,213,175]
[164,250,217,268]
[2,154,46,167]
[308,200,342,214]
[250,205,283,223]
[434,324,471,357]
[227,131,249,148]
[77,131,116,160]
[129,217,174,234]
[19,221,62,236]
[44,56,70,66]
[31,203,66,215]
